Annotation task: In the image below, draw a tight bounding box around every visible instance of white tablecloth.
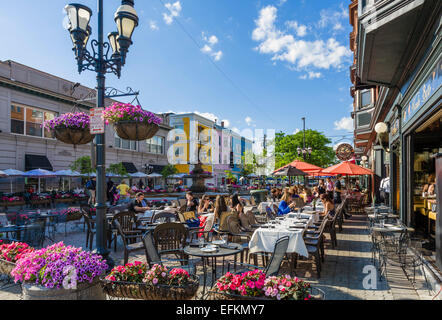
[249,215,314,258]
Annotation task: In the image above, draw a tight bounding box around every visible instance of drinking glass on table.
[198,236,205,248]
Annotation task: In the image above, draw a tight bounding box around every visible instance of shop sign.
[402,58,442,125]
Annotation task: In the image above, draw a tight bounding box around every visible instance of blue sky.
[0,0,354,147]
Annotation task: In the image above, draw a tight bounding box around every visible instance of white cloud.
[245,116,253,126]
[149,20,159,31]
[286,21,307,37]
[163,1,182,25]
[201,32,223,61]
[252,6,351,72]
[318,6,348,31]
[232,127,241,134]
[299,71,322,80]
[334,116,354,131]
[278,0,287,6]
[293,128,300,134]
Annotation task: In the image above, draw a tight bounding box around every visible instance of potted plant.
[0,242,34,276]
[43,112,94,145]
[101,263,199,300]
[11,242,108,300]
[103,102,162,141]
[209,270,323,300]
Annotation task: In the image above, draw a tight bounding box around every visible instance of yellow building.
[168,113,215,184]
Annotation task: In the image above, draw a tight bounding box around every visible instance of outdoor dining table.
[184,242,243,297]
[0,225,26,241]
[249,213,314,259]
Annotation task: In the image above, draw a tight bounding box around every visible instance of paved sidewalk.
[0,213,436,300]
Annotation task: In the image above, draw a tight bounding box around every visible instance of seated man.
[129,192,153,219]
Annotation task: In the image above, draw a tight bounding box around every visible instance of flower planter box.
[0,201,25,208]
[207,287,325,301]
[54,198,75,204]
[0,259,16,276]
[30,200,51,206]
[100,275,199,300]
[114,121,159,141]
[22,278,105,300]
[54,127,94,145]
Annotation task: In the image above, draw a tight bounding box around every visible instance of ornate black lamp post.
[297,117,312,160]
[64,0,138,267]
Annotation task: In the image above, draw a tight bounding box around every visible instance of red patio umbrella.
[273,160,323,174]
[321,161,373,176]
[322,161,375,202]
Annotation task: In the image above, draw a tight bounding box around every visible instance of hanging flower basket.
[43,112,94,145]
[103,103,162,141]
[101,263,199,300]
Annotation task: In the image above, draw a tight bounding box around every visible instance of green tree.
[272,130,337,169]
[108,163,129,177]
[224,170,237,184]
[240,150,257,177]
[162,164,179,184]
[70,156,94,175]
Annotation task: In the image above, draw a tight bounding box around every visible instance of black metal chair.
[21,218,46,248]
[114,220,145,265]
[82,212,96,250]
[142,231,195,274]
[109,211,143,252]
[151,211,178,224]
[227,236,290,277]
[304,217,328,278]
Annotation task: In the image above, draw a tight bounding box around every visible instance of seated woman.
[319,193,335,218]
[198,194,214,214]
[312,186,320,199]
[214,195,228,224]
[277,189,295,216]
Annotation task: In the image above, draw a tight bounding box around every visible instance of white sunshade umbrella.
[23,168,56,193]
[3,169,24,193]
[130,172,149,178]
[147,173,163,188]
[55,170,82,191]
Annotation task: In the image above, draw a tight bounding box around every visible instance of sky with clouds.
[0,0,355,147]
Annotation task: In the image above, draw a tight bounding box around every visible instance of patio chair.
[225,215,254,265]
[151,211,178,224]
[227,236,290,277]
[142,231,195,274]
[114,220,145,265]
[109,211,143,252]
[153,222,188,264]
[21,217,46,248]
[304,217,328,278]
[82,212,96,250]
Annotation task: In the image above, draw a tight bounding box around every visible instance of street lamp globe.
[107,32,120,56]
[114,1,139,64]
[307,147,312,155]
[297,147,301,156]
[84,25,92,47]
[65,4,92,46]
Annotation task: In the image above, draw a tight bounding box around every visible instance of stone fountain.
[183,162,213,194]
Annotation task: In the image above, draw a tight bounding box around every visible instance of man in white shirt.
[379,177,390,206]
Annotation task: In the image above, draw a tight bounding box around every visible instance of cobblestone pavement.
[0,213,435,300]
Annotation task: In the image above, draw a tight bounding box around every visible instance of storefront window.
[409,114,441,253]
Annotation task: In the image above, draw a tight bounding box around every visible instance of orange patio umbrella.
[273,160,323,174]
[322,161,375,202]
[321,161,373,176]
